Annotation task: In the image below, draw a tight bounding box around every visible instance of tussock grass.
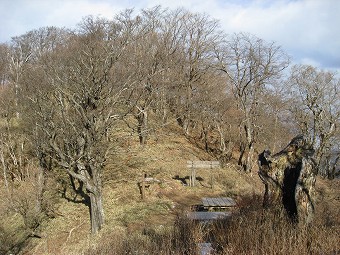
[213,194,339,255]
[84,215,205,255]
[84,194,339,255]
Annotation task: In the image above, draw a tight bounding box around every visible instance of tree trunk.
[137,108,148,145]
[238,142,246,167]
[89,188,104,234]
[183,118,190,136]
[35,166,45,215]
[73,163,105,234]
[216,123,226,152]
[0,148,9,194]
[244,121,254,172]
[84,164,105,234]
[201,124,209,152]
[245,142,254,172]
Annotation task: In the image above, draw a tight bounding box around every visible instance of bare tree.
[0,84,55,238]
[217,33,289,172]
[119,7,225,144]
[168,11,224,136]
[6,27,70,119]
[287,65,340,177]
[21,16,132,234]
[8,35,33,117]
[257,82,294,153]
[122,7,168,144]
[0,43,10,86]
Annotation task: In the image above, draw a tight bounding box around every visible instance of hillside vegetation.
[0,5,339,255]
[1,122,339,254]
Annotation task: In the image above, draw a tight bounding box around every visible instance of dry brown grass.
[83,193,339,255]
[3,120,339,255]
[213,194,339,255]
[83,215,205,255]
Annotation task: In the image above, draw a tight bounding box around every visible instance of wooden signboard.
[187,160,220,187]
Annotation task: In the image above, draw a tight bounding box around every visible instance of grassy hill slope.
[1,122,339,254]
[19,123,261,254]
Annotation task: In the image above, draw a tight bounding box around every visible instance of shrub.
[84,195,339,255]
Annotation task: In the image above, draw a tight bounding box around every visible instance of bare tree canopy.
[217,32,290,172]
[287,65,340,178]
[20,15,135,234]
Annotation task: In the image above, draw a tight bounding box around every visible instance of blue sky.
[1,0,339,73]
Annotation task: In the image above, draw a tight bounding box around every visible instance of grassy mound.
[1,122,339,254]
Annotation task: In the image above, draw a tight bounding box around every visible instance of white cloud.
[213,0,340,71]
[0,0,339,72]
[0,0,126,42]
[156,0,340,71]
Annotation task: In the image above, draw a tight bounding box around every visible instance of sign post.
[186,161,220,188]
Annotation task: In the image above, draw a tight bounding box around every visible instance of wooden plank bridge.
[188,197,236,221]
[201,197,236,210]
[188,196,237,254]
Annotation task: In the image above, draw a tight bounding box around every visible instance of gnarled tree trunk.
[88,185,104,234]
[136,107,148,145]
[71,163,105,234]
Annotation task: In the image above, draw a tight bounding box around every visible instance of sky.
[1,0,339,73]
